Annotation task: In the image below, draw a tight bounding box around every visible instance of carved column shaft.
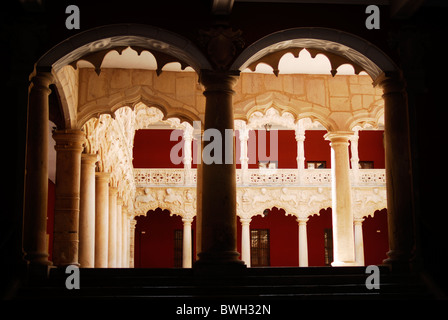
[195,71,245,268]
[240,218,252,267]
[23,72,53,269]
[79,153,97,268]
[297,218,309,267]
[108,187,118,267]
[325,132,357,266]
[95,172,110,267]
[380,75,415,271]
[354,218,365,266]
[52,130,85,267]
[182,218,194,268]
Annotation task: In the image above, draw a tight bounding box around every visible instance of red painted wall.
[133,129,185,169]
[237,207,299,266]
[304,130,332,168]
[307,208,333,266]
[363,209,389,265]
[134,208,196,268]
[358,131,385,168]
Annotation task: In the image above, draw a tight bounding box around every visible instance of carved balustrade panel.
[133,168,387,220]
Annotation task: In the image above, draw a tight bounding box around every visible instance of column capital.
[199,70,240,94]
[95,171,111,182]
[53,129,86,152]
[354,217,365,224]
[239,217,252,225]
[296,217,309,224]
[29,71,53,94]
[182,217,194,225]
[372,71,406,95]
[109,187,119,195]
[81,153,98,164]
[324,131,354,143]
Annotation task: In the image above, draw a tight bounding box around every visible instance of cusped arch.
[37,23,212,73]
[38,24,210,130]
[77,85,202,128]
[231,27,398,82]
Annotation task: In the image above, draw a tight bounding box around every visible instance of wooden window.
[359,161,374,169]
[251,229,270,267]
[307,161,326,169]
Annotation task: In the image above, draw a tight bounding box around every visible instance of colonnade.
[23,69,414,275]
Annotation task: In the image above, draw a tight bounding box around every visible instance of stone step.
[15,266,435,301]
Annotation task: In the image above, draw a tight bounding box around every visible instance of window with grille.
[250,229,270,267]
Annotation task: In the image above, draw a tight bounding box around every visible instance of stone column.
[239,125,250,185]
[129,218,137,268]
[295,127,306,171]
[122,208,129,267]
[95,172,110,268]
[194,127,203,260]
[117,203,123,267]
[108,187,118,268]
[183,125,194,185]
[354,218,365,266]
[23,72,53,270]
[52,130,85,267]
[182,218,194,268]
[378,74,415,271]
[79,153,97,268]
[116,198,123,267]
[194,71,245,269]
[350,128,360,183]
[325,132,357,266]
[240,218,251,267]
[297,218,309,267]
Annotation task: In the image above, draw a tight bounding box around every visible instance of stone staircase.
[14,266,436,301]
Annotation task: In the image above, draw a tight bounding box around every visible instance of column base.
[331,261,359,267]
[193,251,246,275]
[27,263,55,284]
[383,250,413,272]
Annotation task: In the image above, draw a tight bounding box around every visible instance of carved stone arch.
[348,99,385,130]
[236,94,337,132]
[36,24,212,74]
[76,86,202,129]
[231,27,398,82]
[36,23,211,130]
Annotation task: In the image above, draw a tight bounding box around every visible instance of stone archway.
[22,24,210,270]
[231,27,414,270]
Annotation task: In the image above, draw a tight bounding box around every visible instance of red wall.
[363,209,389,265]
[133,129,186,169]
[304,130,332,168]
[134,208,196,268]
[237,207,299,266]
[307,208,333,266]
[358,131,385,168]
